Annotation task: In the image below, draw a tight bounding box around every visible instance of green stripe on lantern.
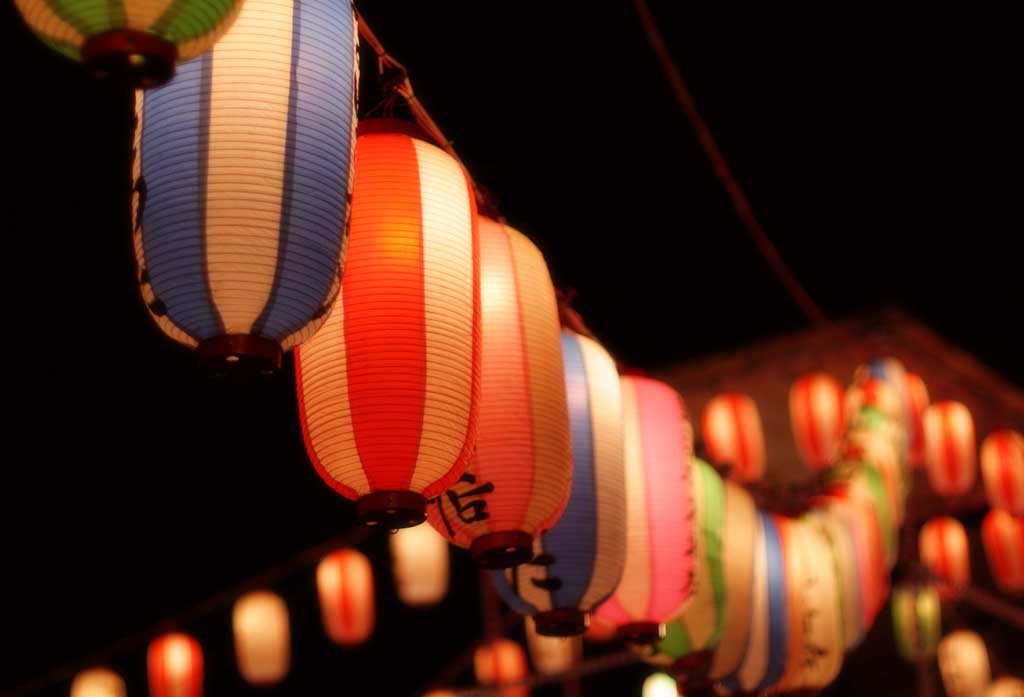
[153,0,236,42]
[892,584,940,662]
[42,0,100,38]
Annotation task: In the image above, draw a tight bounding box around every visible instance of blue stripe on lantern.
[141,51,222,340]
[760,513,788,690]
[250,0,356,340]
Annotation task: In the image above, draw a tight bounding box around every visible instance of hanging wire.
[632,0,829,327]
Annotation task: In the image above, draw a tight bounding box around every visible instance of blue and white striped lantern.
[492,329,626,636]
[131,0,357,372]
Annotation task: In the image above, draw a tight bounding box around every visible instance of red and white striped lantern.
[701,392,766,483]
[919,516,971,599]
[981,509,1024,594]
[316,549,375,645]
[923,401,977,496]
[981,430,1024,516]
[474,638,529,697]
[148,633,203,697]
[905,372,930,467]
[790,372,845,471]
[845,377,903,426]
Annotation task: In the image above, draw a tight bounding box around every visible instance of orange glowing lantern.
[981,509,1024,594]
[474,638,529,697]
[905,372,930,466]
[295,119,481,529]
[389,523,450,607]
[919,516,970,599]
[70,668,125,697]
[232,590,290,686]
[938,630,991,697]
[790,372,845,471]
[981,430,1024,516]
[923,401,977,496]
[147,633,203,697]
[316,549,375,645]
[426,217,570,567]
[701,392,766,483]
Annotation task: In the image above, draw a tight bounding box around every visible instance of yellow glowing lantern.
[525,617,581,675]
[390,523,450,607]
[316,549,374,645]
[474,638,529,697]
[938,630,991,697]
[70,668,126,697]
[232,590,290,686]
[643,672,679,697]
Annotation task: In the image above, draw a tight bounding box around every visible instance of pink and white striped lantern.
[919,516,971,599]
[981,509,1024,595]
[905,372,930,467]
[790,372,845,471]
[923,401,977,496]
[701,392,766,483]
[981,430,1024,516]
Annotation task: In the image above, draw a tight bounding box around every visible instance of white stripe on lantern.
[618,377,653,620]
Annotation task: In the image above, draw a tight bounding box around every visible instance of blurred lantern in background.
[390,523,449,607]
[923,401,977,496]
[133,0,358,373]
[492,329,625,634]
[316,549,374,645]
[905,372,930,466]
[474,638,528,697]
[147,632,203,697]
[594,376,695,644]
[427,218,570,568]
[232,590,290,686]
[14,0,243,86]
[919,516,970,599]
[70,668,126,697]
[891,583,941,662]
[296,119,480,528]
[524,617,581,675]
[981,430,1024,516]
[642,672,678,697]
[985,677,1024,697]
[938,630,991,697]
[810,505,865,650]
[701,392,766,483]
[846,377,903,428]
[847,464,898,570]
[981,509,1024,594]
[790,372,845,471]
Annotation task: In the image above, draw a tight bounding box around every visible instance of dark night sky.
[4,3,1021,696]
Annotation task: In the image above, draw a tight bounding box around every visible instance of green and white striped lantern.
[15,0,244,86]
[891,583,941,662]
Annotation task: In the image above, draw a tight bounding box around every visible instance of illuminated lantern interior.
[316,549,375,645]
[232,590,290,686]
[70,668,126,697]
[938,630,991,697]
[642,672,679,697]
[390,522,450,607]
[147,632,203,697]
[524,617,581,675]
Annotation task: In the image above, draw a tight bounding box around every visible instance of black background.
[4,2,1021,696]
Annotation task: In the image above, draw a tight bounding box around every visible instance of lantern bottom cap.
[357,491,426,529]
[534,608,587,637]
[198,334,282,378]
[81,30,176,88]
[470,531,534,569]
[616,622,664,645]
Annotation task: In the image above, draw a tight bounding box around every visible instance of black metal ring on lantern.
[616,621,664,645]
[81,30,177,88]
[198,335,282,379]
[357,491,427,530]
[533,608,587,637]
[470,531,534,569]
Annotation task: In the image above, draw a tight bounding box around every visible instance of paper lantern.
[133,0,357,373]
[147,632,203,697]
[790,372,845,471]
[594,376,695,644]
[846,377,903,428]
[491,329,624,633]
[810,505,865,650]
[316,549,374,645]
[14,0,242,86]
[296,119,480,528]
[981,509,1024,594]
[647,458,725,669]
[919,516,970,599]
[70,668,126,697]
[474,638,528,697]
[826,488,887,629]
[720,512,788,694]
[905,372,930,466]
[701,392,766,483]
[390,523,449,607]
[938,630,991,697]
[891,583,941,662]
[985,678,1024,697]
[923,401,977,496]
[643,673,679,697]
[847,464,897,570]
[845,423,909,526]
[525,617,581,675]
[982,430,1024,516]
[708,481,759,681]
[426,218,569,567]
[232,590,290,685]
